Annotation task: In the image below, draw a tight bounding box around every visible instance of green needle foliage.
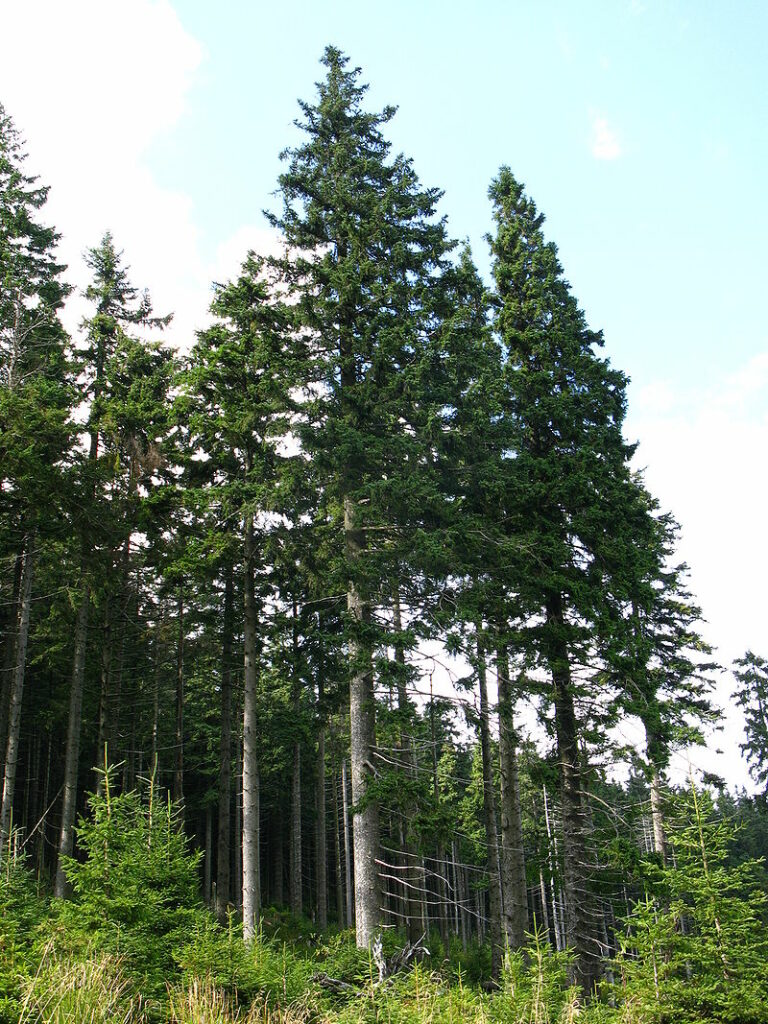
[614,784,768,1023]
[55,771,202,1000]
[733,652,768,794]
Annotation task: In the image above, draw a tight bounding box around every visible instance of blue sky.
[2,0,766,787]
[153,1,768,392]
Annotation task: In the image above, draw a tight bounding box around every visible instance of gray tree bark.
[216,567,234,921]
[496,645,528,949]
[545,592,601,993]
[173,590,184,811]
[289,594,302,917]
[0,531,35,856]
[341,756,354,929]
[476,632,504,977]
[242,508,261,941]
[54,582,90,897]
[344,496,381,947]
[315,662,328,929]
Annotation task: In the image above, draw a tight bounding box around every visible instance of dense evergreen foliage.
[1,47,766,1023]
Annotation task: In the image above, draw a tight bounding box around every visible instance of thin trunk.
[539,866,551,942]
[315,667,328,929]
[96,599,112,792]
[290,741,302,915]
[242,507,261,940]
[216,567,234,921]
[0,551,23,775]
[233,726,242,910]
[476,632,503,978]
[496,644,528,949]
[150,605,164,780]
[289,593,302,917]
[543,786,563,951]
[55,583,90,896]
[173,590,184,810]
[37,734,51,875]
[204,805,213,905]
[341,756,354,929]
[332,761,344,925]
[393,587,421,943]
[344,496,380,947]
[0,531,35,855]
[110,535,133,776]
[274,815,284,906]
[545,592,600,993]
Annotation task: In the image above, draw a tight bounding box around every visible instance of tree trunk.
[543,784,565,952]
[649,767,668,862]
[392,587,422,943]
[0,530,35,855]
[344,497,380,947]
[341,756,354,929]
[273,814,284,906]
[290,594,302,917]
[242,508,261,941]
[332,760,344,926]
[545,592,600,993]
[234,727,242,910]
[0,551,23,778]
[54,582,90,897]
[173,589,184,810]
[204,805,213,904]
[315,666,328,929]
[290,739,302,916]
[216,566,234,921]
[496,644,528,949]
[476,632,504,977]
[95,598,112,792]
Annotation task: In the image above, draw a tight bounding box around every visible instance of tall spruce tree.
[55,233,170,896]
[181,252,295,940]
[269,46,454,947]
[0,104,71,855]
[487,167,642,992]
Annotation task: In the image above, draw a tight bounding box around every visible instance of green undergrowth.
[4,782,768,1023]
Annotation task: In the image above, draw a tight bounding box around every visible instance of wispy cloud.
[591,115,622,160]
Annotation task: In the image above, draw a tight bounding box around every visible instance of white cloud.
[590,115,622,161]
[0,0,212,350]
[627,351,768,790]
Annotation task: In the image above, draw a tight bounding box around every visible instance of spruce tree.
[181,252,295,940]
[0,104,71,855]
[269,46,454,947]
[55,233,170,896]
[487,166,641,992]
[733,652,768,795]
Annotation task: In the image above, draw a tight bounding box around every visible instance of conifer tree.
[487,166,641,992]
[733,652,768,795]
[0,104,71,855]
[269,46,454,947]
[181,252,294,940]
[55,233,170,896]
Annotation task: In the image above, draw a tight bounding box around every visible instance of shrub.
[55,774,203,1000]
[0,855,48,1023]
